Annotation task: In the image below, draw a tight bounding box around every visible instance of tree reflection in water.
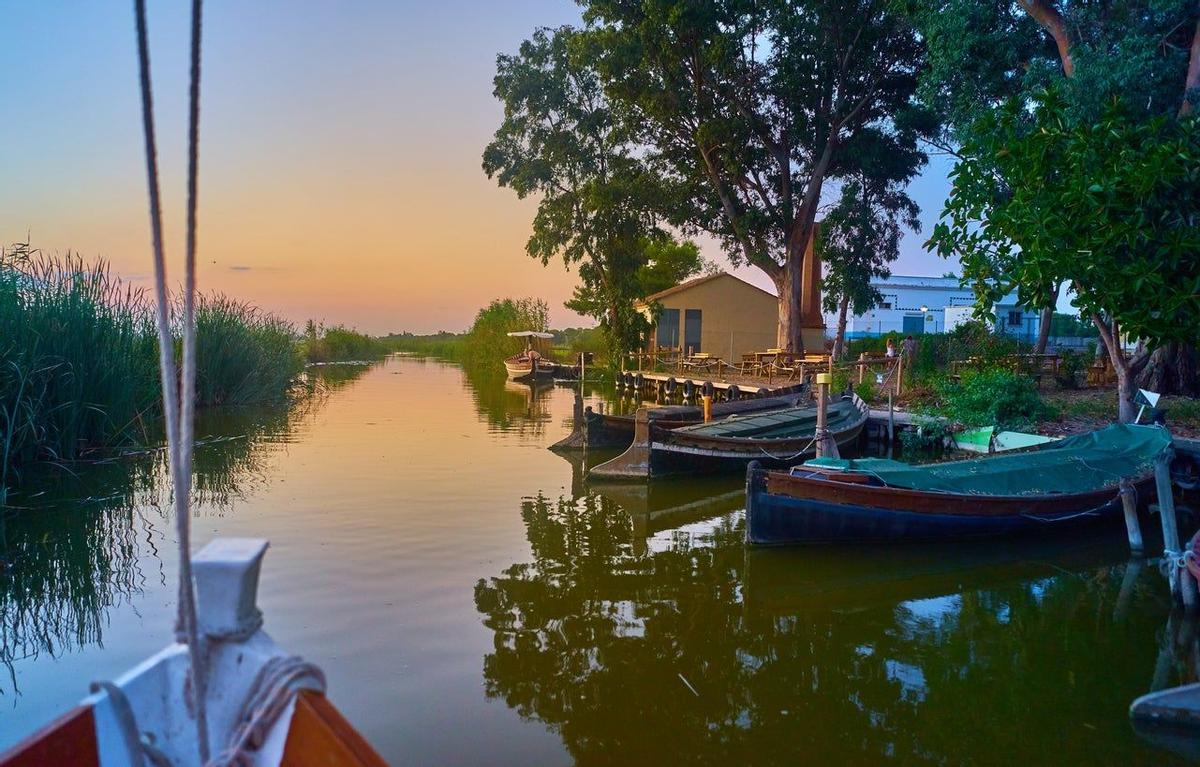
[0,363,373,695]
[476,486,1198,765]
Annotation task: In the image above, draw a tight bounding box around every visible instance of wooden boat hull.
[504,357,556,380]
[0,690,385,767]
[589,395,867,481]
[745,462,1155,545]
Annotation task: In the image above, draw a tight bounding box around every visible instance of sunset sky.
[1,2,955,335]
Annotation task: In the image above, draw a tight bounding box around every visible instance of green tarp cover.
[802,424,1171,496]
[676,399,858,440]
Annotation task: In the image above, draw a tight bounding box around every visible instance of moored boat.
[550,387,808,451]
[504,331,557,380]
[588,393,869,481]
[745,423,1171,545]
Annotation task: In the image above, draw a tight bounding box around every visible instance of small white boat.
[952,426,1059,453]
[504,331,557,380]
[0,538,386,767]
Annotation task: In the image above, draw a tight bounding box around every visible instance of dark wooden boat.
[589,394,868,481]
[552,386,808,450]
[745,423,1172,545]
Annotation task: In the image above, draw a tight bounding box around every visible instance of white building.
[822,275,1042,340]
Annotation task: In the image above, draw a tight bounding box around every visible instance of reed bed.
[0,243,305,487]
[302,321,391,363]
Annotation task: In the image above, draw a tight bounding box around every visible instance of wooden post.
[573,392,584,431]
[895,354,904,395]
[858,353,867,384]
[887,390,895,446]
[1154,450,1197,609]
[701,394,712,423]
[814,372,838,458]
[1119,478,1143,553]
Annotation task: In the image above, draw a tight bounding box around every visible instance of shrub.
[853,381,877,403]
[463,297,550,369]
[1054,348,1086,389]
[930,368,1055,431]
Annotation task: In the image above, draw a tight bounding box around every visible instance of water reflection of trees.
[0,363,373,694]
[476,491,1193,765]
[460,363,555,435]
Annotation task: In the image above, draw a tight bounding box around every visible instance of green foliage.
[384,332,467,360]
[899,416,954,453]
[818,166,920,326]
[302,321,390,363]
[1048,313,1098,337]
[928,368,1055,431]
[483,26,697,360]
[193,295,303,407]
[853,381,877,404]
[464,298,551,368]
[0,245,158,478]
[1054,349,1086,390]
[930,94,1200,346]
[580,0,936,348]
[847,322,1025,380]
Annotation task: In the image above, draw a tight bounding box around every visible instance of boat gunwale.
[758,465,1156,516]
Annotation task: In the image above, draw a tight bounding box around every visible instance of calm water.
[0,355,1195,765]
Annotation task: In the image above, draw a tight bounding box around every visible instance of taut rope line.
[132,0,211,762]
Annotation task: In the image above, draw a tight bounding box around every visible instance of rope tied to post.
[208,656,327,767]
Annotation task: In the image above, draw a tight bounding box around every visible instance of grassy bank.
[303,321,391,363]
[0,243,306,487]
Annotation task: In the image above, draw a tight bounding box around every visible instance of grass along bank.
[0,242,321,489]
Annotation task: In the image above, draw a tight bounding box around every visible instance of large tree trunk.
[1093,314,1134,423]
[832,295,850,361]
[771,268,793,351]
[1034,305,1053,354]
[1131,342,1199,397]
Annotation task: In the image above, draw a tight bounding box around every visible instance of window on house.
[1007,310,1023,327]
[880,302,892,310]
[656,308,680,348]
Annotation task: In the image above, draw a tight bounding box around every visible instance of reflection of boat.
[589,394,868,481]
[746,424,1170,545]
[743,527,1131,612]
[552,387,808,451]
[1,539,386,766]
[504,331,557,380]
[592,478,744,539]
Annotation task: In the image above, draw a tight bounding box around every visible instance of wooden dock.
[614,370,806,401]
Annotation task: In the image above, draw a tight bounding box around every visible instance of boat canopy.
[803,423,1172,496]
[507,331,554,338]
[676,399,859,440]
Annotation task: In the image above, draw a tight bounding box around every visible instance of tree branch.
[1181,16,1200,116]
[1018,0,1075,77]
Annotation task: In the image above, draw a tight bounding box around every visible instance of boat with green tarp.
[746,423,1171,545]
[589,394,869,481]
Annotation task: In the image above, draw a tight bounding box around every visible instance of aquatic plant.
[463,297,549,368]
[0,243,309,489]
[193,294,302,407]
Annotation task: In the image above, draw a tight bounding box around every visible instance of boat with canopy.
[503,331,557,380]
[746,423,1172,545]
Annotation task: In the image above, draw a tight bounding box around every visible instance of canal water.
[0,355,1194,765]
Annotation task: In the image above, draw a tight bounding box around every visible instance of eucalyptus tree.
[819,165,919,360]
[483,26,700,359]
[581,0,935,351]
[920,0,1200,414]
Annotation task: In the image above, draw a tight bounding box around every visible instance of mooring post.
[1154,449,1196,609]
[701,394,712,423]
[858,352,867,384]
[1119,478,1144,554]
[573,392,584,431]
[887,391,895,446]
[814,372,838,458]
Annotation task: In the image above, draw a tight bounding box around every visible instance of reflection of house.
[637,273,779,362]
[822,275,1041,339]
